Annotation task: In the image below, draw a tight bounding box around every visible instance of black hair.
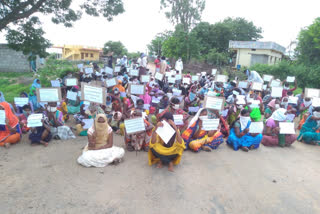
[171,97,180,104]
[136,99,144,105]
[161,56,166,60]
[240,109,249,116]
[22,105,31,110]
[314,107,320,112]
[230,82,236,87]
[287,91,293,96]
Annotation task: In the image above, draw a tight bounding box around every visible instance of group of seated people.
[1,66,319,172]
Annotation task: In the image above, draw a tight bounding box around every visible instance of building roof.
[229,41,286,54]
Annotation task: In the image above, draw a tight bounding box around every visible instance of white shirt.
[141,56,147,67]
[175,60,183,72]
[247,70,263,83]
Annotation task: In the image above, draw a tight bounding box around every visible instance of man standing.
[175,57,183,74]
[154,55,161,73]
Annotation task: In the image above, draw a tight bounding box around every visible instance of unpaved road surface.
[1,132,320,214]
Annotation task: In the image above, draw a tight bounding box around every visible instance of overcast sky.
[1,0,319,52]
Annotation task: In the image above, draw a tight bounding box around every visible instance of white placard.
[82,119,94,129]
[156,120,175,144]
[172,89,182,96]
[201,72,207,76]
[263,75,273,82]
[78,91,81,97]
[106,78,117,88]
[286,76,295,83]
[270,80,281,87]
[39,88,60,102]
[130,84,145,95]
[249,122,264,133]
[130,69,139,76]
[183,78,190,85]
[77,64,84,69]
[202,119,219,131]
[104,67,113,75]
[192,75,199,82]
[204,96,224,110]
[67,91,77,101]
[271,87,283,98]
[120,92,126,98]
[114,66,121,72]
[143,104,150,110]
[188,106,200,112]
[65,78,78,86]
[14,97,29,107]
[175,74,182,80]
[155,72,164,81]
[168,77,176,84]
[312,98,320,107]
[286,114,295,122]
[51,80,60,87]
[27,114,43,127]
[305,88,320,98]
[238,81,248,89]
[251,82,263,91]
[279,122,295,134]
[124,117,146,134]
[249,100,260,108]
[165,72,171,77]
[215,75,228,83]
[173,114,184,126]
[141,75,150,83]
[263,84,267,90]
[82,84,104,104]
[288,96,298,104]
[152,96,161,104]
[236,95,246,105]
[207,91,217,97]
[212,69,217,75]
[85,67,93,74]
[0,110,5,125]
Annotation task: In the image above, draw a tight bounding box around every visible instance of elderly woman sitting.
[77,114,125,167]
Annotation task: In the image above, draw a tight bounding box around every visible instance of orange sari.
[0,102,21,146]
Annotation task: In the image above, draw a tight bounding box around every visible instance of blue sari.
[29,79,41,110]
[297,116,320,144]
[227,121,262,151]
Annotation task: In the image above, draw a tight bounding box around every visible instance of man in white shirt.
[175,57,183,74]
[244,69,263,83]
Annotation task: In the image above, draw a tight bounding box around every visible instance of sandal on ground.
[241,146,249,152]
[202,145,212,152]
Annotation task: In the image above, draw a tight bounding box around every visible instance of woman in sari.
[264,99,280,120]
[156,95,169,114]
[66,86,81,115]
[157,97,190,132]
[123,95,135,119]
[77,114,125,167]
[148,112,185,172]
[184,85,199,111]
[14,92,34,115]
[29,114,52,146]
[182,108,224,152]
[208,109,230,137]
[0,91,16,114]
[18,104,32,133]
[0,102,22,148]
[124,99,154,151]
[227,109,262,151]
[45,102,76,140]
[261,108,296,147]
[298,97,313,130]
[29,79,42,111]
[297,107,320,145]
[246,90,263,122]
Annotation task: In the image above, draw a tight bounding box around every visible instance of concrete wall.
[233,48,283,68]
[0,44,31,72]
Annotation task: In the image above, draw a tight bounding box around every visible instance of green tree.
[0,0,124,59]
[147,32,171,56]
[205,48,229,66]
[296,17,320,64]
[160,0,206,32]
[103,41,128,58]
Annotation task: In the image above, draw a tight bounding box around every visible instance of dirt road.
[1,132,320,214]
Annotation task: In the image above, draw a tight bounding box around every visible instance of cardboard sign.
[202,119,219,131]
[305,88,320,98]
[114,66,121,73]
[236,95,246,105]
[156,120,175,144]
[168,77,176,84]
[0,110,5,125]
[312,98,320,107]
[77,64,84,69]
[173,114,184,126]
[155,72,164,81]
[165,72,171,77]
[104,67,113,75]
[51,80,60,88]
[105,78,117,88]
[269,79,281,87]
[65,78,78,86]
[288,96,298,104]
[130,84,145,95]
[37,88,62,103]
[238,81,249,89]
[183,78,190,85]
[251,82,263,91]
[172,89,182,96]
[212,69,217,75]
[188,106,200,112]
[84,67,93,74]
[279,122,295,134]
[263,84,267,90]
[215,75,228,83]
[192,75,199,82]
[14,97,29,107]
[27,114,43,127]
[249,122,264,133]
[82,119,94,129]
[66,91,78,101]
[81,83,106,104]
[286,76,295,83]
[204,96,225,111]
[201,72,207,76]
[271,87,283,98]
[124,117,146,134]
[130,69,139,76]
[263,74,274,82]
[141,75,150,83]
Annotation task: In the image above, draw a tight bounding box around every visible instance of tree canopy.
[0,0,125,59]
[103,41,127,58]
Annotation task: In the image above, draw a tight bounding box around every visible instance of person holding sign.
[264,99,281,121]
[297,96,313,129]
[0,102,22,148]
[77,114,125,168]
[261,108,296,147]
[29,79,42,111]
[227,109,262,152]
[184,85,200,112]
[17,105,32,133]
[148,112,185,172]
[245,91,264,122]
[64,86,81,115]
[112,80,125,93]
[282,79,297,98]
[182,109,224,152]
[297,107,320,145]
[28,115,52,146]
[13,92,33,115]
